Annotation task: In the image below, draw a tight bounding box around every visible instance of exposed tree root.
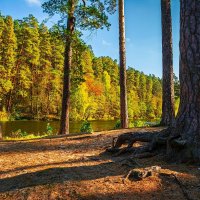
[134,152,157,159]
[107,128,170,156]
[106,127,196,163]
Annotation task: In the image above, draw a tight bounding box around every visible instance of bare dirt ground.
[0,127,200,200]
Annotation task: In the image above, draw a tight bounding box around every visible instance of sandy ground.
[0,127,200,200]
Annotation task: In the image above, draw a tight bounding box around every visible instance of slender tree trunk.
[160,0,175,126]
[168,0,200,162]
[119,0,128,128]
[59,0,75,135]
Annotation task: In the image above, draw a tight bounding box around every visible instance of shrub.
[133,120,146,127]
[10,129,28,138]
[114,120,121,129]
[80,121,93,133]
[46,123,53,135]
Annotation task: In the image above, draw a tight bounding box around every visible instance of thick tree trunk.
[160,0,175,126]
[119,0,128,128]
[59,1,75,135]
[168,0,200,162]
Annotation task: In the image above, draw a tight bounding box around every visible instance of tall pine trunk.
[59,1,75,135]
[119,0,128,128]
[168,0,200,162]
[160,0,175,126]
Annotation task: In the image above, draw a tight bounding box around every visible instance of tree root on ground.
[106,128,169,156]
[106,127,194,164]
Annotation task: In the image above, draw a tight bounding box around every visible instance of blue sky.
[0,0,180,77]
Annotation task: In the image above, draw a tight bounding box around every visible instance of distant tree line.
[0,13,179,121]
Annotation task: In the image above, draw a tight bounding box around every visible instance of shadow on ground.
[0,161,124,193]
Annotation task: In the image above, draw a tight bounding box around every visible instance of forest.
[0,0,200,199]
[0,14,179,122]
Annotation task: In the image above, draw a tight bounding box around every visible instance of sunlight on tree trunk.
[168,0,200,162]
[59,0,75,135]
[160,0,175,126]
[119,0,128,128]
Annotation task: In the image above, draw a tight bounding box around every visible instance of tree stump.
[125,166,161,181]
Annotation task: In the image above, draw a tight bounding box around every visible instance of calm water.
[0,120,117,137]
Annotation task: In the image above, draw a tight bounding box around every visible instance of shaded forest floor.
[0,127,200,200]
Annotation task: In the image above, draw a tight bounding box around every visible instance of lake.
[0,120,117,137]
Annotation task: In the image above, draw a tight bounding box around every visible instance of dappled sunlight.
[1,128,200,199]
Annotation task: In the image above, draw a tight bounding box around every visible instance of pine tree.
[168,0,200,162]
[146,76,153,102]
[38,23,52,116]
[14,16,40,117]
[25,15,40,117]
[160,0,175,126]
[138,73,147,102]
[0,15,5,109]
[119,0,128,128]
[49,26,64,115]
[0,16,17,112]
[42,0,117,134]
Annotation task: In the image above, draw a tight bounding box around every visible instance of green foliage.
[46,123,53,135]
[0,13,168,123]
[10,129,28,138]
[80,121,93,133]
[42,0,116,31]
[132,120,147,128]
[114,120,121,129]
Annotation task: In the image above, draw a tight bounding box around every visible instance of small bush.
[10,129,28,138]
[46,123,53,135]
[114,120,121,129]
[80,121,93,133]
[133,120,146,127]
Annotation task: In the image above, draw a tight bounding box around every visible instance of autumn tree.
[119,0,128,128]
[0,13,164,125]
[160,0,175,126]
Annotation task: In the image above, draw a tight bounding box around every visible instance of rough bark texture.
[169,0,200,162]
[119,0,128,128]
[59,1,75,135]
[160,0,175,126]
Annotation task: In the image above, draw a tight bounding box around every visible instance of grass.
[3,133,49,141]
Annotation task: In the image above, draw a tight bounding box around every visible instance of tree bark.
[59,0,75,135]
[119,0,128,128]
[168,0,200,162]
[160,0,175,126]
